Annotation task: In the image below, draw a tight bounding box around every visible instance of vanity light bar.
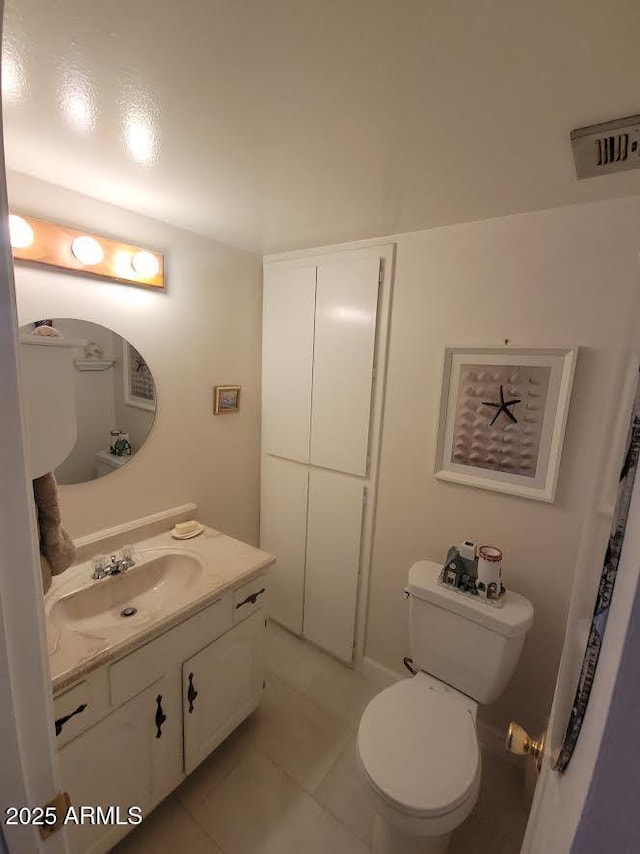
[9,213,165,290]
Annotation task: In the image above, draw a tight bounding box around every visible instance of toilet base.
[372,815,451,854]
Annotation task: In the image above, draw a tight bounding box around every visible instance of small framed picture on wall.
[213,385,241,414]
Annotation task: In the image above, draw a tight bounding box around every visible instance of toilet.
[357,559,534,854]
[93,449,130,478]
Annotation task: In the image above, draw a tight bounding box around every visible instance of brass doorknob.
[506,722,546,771]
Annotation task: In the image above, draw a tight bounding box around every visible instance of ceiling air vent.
[571,114,640,179]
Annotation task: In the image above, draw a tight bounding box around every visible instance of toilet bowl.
[357,672,480,854]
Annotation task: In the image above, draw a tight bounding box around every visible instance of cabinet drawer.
[233,574,267,623]
[53,670,109,748]
[109,634,168,709]
[109,593,233,707]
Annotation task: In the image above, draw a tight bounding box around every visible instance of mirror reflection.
[20,319,157,484]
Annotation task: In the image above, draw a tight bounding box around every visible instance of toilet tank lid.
[407,560,534,638]
[94,449,129,467]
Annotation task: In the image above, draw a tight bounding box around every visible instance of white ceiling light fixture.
[71,235,104,265]
[131,250,160,278]
[10,212,165,289]
[8,214,34,248]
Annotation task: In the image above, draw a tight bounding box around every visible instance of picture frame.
[434,346,578,502]
[123,340,156,412]
[213,385,241,415]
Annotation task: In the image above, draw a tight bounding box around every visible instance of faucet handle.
[91,554,108,579]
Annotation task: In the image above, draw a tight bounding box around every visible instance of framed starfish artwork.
[123,340,156,412]
[434,347,577,502]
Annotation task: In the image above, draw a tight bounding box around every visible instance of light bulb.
[9,214,34,249]
[113,249,134,279]
[71,235,103,266]
[131,250,160,278]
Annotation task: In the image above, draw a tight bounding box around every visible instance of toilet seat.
[357,673,480,820]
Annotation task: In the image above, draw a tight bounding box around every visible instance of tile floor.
[114,622,529,854]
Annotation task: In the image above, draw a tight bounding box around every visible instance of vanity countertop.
[46,525,274,694]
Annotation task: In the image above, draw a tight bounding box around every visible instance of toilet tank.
[19,335,81,479]
[407,560,534,704]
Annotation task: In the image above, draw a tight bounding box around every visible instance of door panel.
[59,678,178,854]
[262,264,316,463]
[183,612,265,775]
[260,455,309,633]
[310,255,380,475]
[303,469,365,661]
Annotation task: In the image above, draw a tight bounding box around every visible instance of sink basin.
[48,550,206,635]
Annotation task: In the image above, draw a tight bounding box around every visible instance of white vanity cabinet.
[53,572,268,854]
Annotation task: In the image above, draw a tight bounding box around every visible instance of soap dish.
[171,523,204,540]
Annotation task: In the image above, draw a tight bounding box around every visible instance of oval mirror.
[19,318,157,484]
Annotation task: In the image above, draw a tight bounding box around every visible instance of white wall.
[10,171,263,544]
[365,196,640,734]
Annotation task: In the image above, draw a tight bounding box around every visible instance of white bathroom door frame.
[523,345,640,848]
[0,45,69,852]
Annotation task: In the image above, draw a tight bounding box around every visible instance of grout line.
[264,667,353,733]
[182,789,232,854]
[309,728,353,796]
[252,740,372,851]
[310,795,373,851]
[176,799,231,854]
[308,742,373,848]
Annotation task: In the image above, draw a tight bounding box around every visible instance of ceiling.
[3,0,640,254]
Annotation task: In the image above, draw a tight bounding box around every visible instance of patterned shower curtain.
[555,369,640,772]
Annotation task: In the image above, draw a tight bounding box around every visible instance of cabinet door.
[183,611,265,775]
[262,263,317,462]
[310,255,380,475]
[303,469,365,662]
[260,454,308,633]
[59,678,180,854]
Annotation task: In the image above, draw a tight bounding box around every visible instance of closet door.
[259,455,309,634]
[310,255,380,476]
[303,469,365,662]
[262,264,316,463]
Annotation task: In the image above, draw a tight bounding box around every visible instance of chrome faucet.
[91,546,135,580]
